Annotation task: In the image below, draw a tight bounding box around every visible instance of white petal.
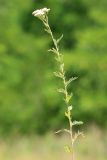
[32,8,50,17]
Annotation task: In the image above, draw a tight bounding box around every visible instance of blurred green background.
[0,0,107,136]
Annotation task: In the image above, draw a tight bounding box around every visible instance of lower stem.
[72,148,74,160]
[69,117,74,160]
[71,136,74,160]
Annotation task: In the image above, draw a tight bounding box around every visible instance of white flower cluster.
[32,8,50,19]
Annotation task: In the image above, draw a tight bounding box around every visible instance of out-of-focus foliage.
[0,0,107,135]
[0,127,106,160]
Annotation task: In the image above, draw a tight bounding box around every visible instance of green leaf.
[66,77,78,87]
[64,145,71,153]
[72,121,83,126]
[53,71,63,78]
[57,88,66,94]
[57,34,63,44]
[44,28,50,34]
[55,130,62,134]
[48,48,58,54]
[65,93,73,103]
[65,111,69,118]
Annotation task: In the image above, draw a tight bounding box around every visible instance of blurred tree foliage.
[0,0,107,135]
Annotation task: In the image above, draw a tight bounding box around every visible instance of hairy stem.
[43,15,74,160]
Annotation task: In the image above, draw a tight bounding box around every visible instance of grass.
[0,126,106,160]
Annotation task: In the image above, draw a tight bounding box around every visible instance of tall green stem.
[32,8,83,160]
[43,15,75,160]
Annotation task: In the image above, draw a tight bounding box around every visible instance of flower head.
[32,8,50,20]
